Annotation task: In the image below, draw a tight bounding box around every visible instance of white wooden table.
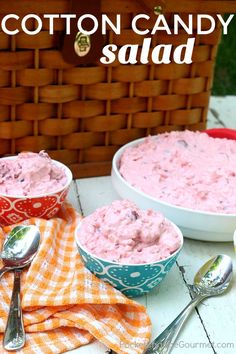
[67,96,236,354]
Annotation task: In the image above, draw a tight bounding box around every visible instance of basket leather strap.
[61,0,166,64]
[61,0,103,65]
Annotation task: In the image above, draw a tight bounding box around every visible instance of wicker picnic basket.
[0,0,236,178]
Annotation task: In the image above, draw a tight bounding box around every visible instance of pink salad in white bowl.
[111,131,236,242]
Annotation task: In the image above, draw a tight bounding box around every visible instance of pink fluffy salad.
[119,131,236,214]
[78,200,181,264]
[0,151,67,196]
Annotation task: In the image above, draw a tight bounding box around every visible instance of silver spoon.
[0,225,40,351]
[144,254,233,354]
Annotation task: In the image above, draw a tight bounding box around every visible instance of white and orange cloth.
[0,203,151,354]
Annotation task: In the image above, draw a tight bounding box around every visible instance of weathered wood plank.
[209,96,236,129]
[178,240,236,354]
[67,180,82,213]
[67,100,236,353]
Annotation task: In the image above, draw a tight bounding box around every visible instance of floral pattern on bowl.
[0,157,72,226]
[77,244,181,298]
[0,188,70,226]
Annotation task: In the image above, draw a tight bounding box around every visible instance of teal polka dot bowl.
[75,222,183,298]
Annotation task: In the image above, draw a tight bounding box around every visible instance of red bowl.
[204,128,236,140]
[0,158,72,226]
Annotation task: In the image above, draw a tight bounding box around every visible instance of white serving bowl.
[111,137,236,242]
[234,230,236,251]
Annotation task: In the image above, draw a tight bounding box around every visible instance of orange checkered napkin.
[0,203,151,354]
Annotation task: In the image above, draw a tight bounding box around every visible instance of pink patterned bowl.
[0,157,72,226]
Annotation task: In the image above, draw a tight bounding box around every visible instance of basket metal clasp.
[154,0,166,15]
[74,32,91,57]
[154,5,163,15]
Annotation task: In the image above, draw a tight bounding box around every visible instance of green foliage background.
[213,14,236,95]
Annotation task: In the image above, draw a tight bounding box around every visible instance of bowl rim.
[0,155,73,198]
[112,136,236,218]
[75,218,184,267]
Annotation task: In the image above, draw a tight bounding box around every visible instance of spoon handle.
[0,267,10,279]
[3,269,25,351]
[144,295,206,354]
